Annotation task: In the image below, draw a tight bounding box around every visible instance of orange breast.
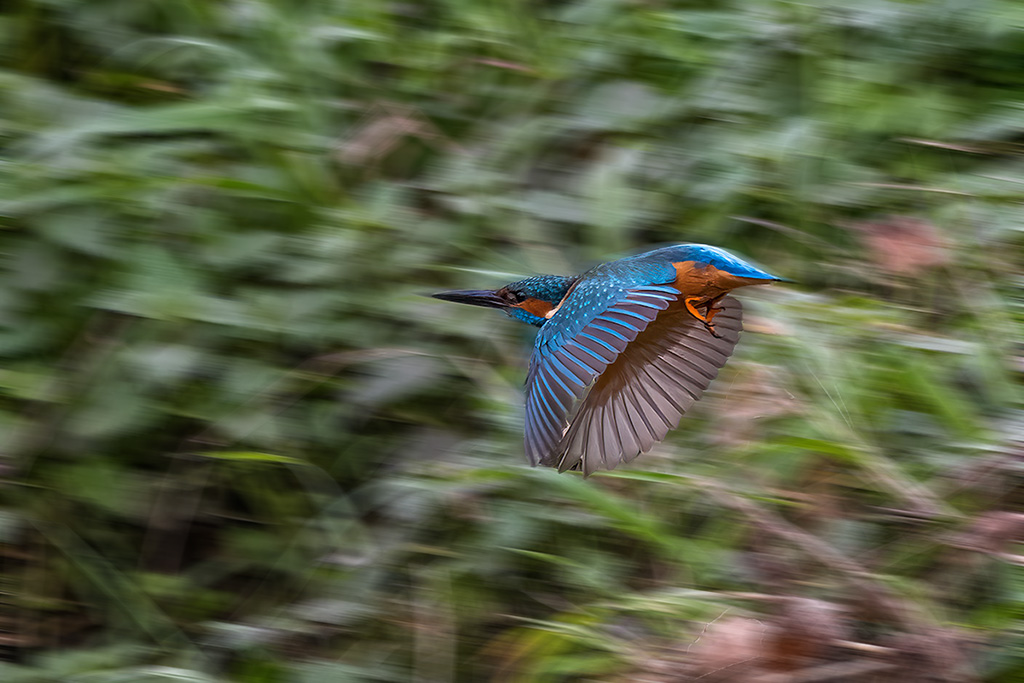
[672,261,762,299]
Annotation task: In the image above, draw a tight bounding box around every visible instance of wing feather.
[524,267,744,473]
[620,382,657,455]
[525,280,681,466]
[545,297,744,473]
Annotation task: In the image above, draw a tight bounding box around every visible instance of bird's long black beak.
[431,289,509,309]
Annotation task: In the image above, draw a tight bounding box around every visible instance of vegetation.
[1,0,1022,680]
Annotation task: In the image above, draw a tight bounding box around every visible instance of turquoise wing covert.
[524,273,683,467]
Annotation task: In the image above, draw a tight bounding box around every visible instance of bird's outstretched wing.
[524,275,681,467]
[523,269,743,474]
[548,297,742,475]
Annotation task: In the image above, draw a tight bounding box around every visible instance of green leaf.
[198,451,307,465]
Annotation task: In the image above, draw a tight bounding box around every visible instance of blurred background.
[1,0,1023,681]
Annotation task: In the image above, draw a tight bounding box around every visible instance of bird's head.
[432,274,577,327]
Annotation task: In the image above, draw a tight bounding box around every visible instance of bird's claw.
[685,296,724,338]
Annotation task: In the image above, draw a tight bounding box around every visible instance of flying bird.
[433,244,783,475]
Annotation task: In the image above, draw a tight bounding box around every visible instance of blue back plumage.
[535,243,776,351]
[536,260,676,352]
[621,244,779,281]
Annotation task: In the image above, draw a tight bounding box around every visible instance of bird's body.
[434,244,782,475]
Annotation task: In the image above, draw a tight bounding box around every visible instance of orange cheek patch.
[518,298,553,318]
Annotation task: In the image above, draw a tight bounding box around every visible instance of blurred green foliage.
[0,0,1022,681]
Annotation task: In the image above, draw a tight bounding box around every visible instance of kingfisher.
[433,244,783,475]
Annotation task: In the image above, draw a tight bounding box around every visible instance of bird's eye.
[502,289,525,304]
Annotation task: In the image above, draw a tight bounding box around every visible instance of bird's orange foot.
[684,296,723,338]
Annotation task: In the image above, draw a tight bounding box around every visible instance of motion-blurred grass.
[0,0,1022,681]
